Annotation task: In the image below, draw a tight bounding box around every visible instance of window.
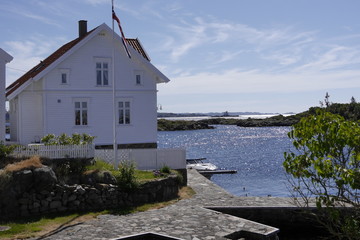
[61,73,67,84]
[59,69,70,85]
[96,62,109,86]
[118,101,131,125]
[134,70,143,85]
[75,101,88,126]
[136,74,141,85]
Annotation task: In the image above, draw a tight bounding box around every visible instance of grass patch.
[135,170,158,182]
[0,186,195,239]
[87,159,165,183]
[0,212,102,239]
[86,158,115,172]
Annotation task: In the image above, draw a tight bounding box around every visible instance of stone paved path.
[32,169,296,240]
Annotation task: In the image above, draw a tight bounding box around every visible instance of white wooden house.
[6,21,170,147]
[0,48,13,142]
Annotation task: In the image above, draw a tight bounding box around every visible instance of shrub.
[41,133,96,145]
[115,160,139,191]
[160,165,171,174]
[0,141,17,160]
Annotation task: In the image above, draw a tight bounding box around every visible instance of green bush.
[0,141,16,159]
[115,160,139,191]
[284,109,360,239]
[160,165,171,174]
[41,133,96,145]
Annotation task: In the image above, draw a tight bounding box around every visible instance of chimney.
[78,20,87,38]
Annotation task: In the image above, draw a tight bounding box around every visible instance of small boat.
[186,158,218,171]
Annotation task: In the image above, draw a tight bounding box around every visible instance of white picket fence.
[11,144,95,159]
[95,148,186,170]
[10,144,186,170]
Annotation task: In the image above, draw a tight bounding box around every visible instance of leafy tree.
[284,110,360,239]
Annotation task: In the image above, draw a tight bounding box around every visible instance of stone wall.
[0,166,181,221]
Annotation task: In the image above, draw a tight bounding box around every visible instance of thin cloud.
[5,35,67,85]
[295,45,360,72]
[159,67,360,96]
[0,3,61,28]
[159,15,318,67]
[82,0,108,6]
[213,50,244,64]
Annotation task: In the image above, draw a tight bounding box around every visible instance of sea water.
[157,125,295,197]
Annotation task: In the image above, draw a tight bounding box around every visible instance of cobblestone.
[31,169,295,239]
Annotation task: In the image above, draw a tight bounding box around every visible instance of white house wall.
[17,91,43,144]
[9,98,18,142]
[43,91,157,145]
[39,28,158,146]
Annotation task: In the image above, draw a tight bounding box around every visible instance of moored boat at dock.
[186,158,218,171]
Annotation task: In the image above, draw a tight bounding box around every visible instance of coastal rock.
[33,166,57,190]
[81,170,116,185]
[158,119,214,131]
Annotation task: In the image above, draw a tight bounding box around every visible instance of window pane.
[103,70,108,85]
[75,102,80,108]
[82,110,88,125]
[82,102,87,108]
[125,101,130,108]
[61,73,67,84]
[75,110,80,125]
[136,75,141,84]
[103,63,108,69]
[119,102,123,108]
[119,109,124,124]
[96,70,102,85]
[125,109,130,124]
[96,62,101,69]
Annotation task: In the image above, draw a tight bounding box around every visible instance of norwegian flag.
[112,9,131,58]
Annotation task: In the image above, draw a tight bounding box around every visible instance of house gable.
[6,22,169,100]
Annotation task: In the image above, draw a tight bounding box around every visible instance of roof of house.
[126,38,150,61]
[6,25,153,98]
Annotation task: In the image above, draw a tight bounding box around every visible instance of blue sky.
[1,0,360,113]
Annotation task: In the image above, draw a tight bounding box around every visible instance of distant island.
[157,111,292,118]
[158,101,360,131]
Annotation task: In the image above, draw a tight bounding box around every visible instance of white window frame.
[94,57,111,87]
[118,99,132,125]
[59,68,70,85]
[73,98,90,126]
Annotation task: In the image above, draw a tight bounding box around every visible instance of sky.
[1,0,360,114]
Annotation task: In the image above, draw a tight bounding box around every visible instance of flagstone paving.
[32,169,295,239]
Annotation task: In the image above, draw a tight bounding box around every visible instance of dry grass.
[4,156,43,173]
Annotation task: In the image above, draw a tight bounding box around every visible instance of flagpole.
[112,0,118,169]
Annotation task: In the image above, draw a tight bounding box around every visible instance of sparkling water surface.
[157,125,294,197]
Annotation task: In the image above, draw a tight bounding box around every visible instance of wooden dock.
[198,169,237,175]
